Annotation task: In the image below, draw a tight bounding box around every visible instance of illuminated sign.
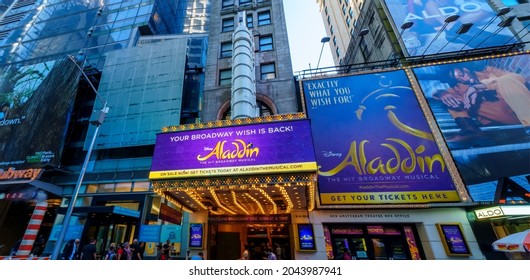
[436,223,472,256]
[150,120,317,179]
[297,224,316,251]
[159,203,183,224]
[0,168,43,181]
[302,70,459,205]
[189,223,203,249]
[475,206,504,220]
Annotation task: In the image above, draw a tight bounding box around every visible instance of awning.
[492,229,530,252]
[0,179,62,196]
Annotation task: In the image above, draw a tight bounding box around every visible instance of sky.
[283,0,334,74]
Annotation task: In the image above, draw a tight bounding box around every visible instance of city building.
[304,0,530,260]
[0,0,211,259]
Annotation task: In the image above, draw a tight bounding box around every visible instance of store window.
[260,63,276,80]
[222,17,234,32]
[115,182,132,192]
[259,35,273,51]
[133,181,151,192]
[258,11,271,26]
[323,224,424,260]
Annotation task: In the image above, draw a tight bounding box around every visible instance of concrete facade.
[202,0,298,122]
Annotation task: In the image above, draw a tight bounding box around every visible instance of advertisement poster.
[139,225,161,243]
[160,225,181,243]
[297,224,316,251]
[189,223,203,248]
[412,54,530,201]
[437,223,471,256]
[150,120,316,179]
[383,0,517,56]
[302,70,459,205]
[0,58,80,169]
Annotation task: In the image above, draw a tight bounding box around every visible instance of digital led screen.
[150,119,317,179]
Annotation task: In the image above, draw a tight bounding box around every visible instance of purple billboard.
[383,0,517,56]
[149,120,317,179]
[302,70,460,205]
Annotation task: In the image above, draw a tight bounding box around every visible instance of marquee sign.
[150,120,317,179]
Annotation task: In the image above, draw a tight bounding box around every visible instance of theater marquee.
[149,119,317,179]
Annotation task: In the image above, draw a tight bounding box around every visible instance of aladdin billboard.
[411,54,530,201]
[149,119,317,179]
[0,58,80,169]
[302,70,460,205]
[383,0,517,56]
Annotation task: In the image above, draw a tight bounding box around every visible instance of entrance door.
[216,232,240,260]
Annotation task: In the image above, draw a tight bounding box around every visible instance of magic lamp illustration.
[354,74,434,142]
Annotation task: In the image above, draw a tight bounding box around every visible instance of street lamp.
[50,55,109,260]
[316,36,330,70]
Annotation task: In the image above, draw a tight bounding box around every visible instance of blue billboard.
[383,0,517,56]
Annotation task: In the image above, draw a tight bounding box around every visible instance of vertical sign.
[189,223,204,249]
[297,224,316,251]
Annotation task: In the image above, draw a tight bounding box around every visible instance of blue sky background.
[283,0,334,73]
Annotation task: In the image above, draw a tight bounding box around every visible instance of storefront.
[469,205,530,260]
[293,208,484,260]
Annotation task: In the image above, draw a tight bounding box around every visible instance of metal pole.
[50,118,103,260]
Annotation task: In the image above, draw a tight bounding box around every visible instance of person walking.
[80,238,97,260]
[62,239,80,260]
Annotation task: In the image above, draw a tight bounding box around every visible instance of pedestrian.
[32,234,45,256]
[264,247,277,260]
[161,240,171,260]
[190,252,204,260]
[118,242,132,260]
[155,243,162,260]
[241,244,249,260]
[139,241,146,260]
[62,239,80,260]
[131,239,142,260]
[105,243,117,260]
[80,238,97,260]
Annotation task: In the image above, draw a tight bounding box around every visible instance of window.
[246,13,253,28]
[222,0,234,8]
[333,36,337,46]
[239,0,251,4]
[219,69,232,85]
[330,25,334,35]
[221,41,232,57]
[349,7,354,18]
[346,17,351,28]
[259,35,273,51]
[342,5,347,15]
[258,11,271,25]
[222,18,234,32]
[260,63,276,80]
[336,47,341,57]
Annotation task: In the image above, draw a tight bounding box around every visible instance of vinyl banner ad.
[149,120,317,179]
[302,70,459,205]
[383,0,517,56]
[0,58,80,169]
[411,54,530,201]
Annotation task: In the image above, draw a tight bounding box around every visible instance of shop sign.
[474,206,504,220]
[189,223,203,249]
[0,167,43,181]
[209,214,291,223]
[159,203,182,224]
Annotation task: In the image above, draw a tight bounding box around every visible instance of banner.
[302,70,459,205]
[150,120,317,179]
[411,54,530,201]
[383,0,516,56]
